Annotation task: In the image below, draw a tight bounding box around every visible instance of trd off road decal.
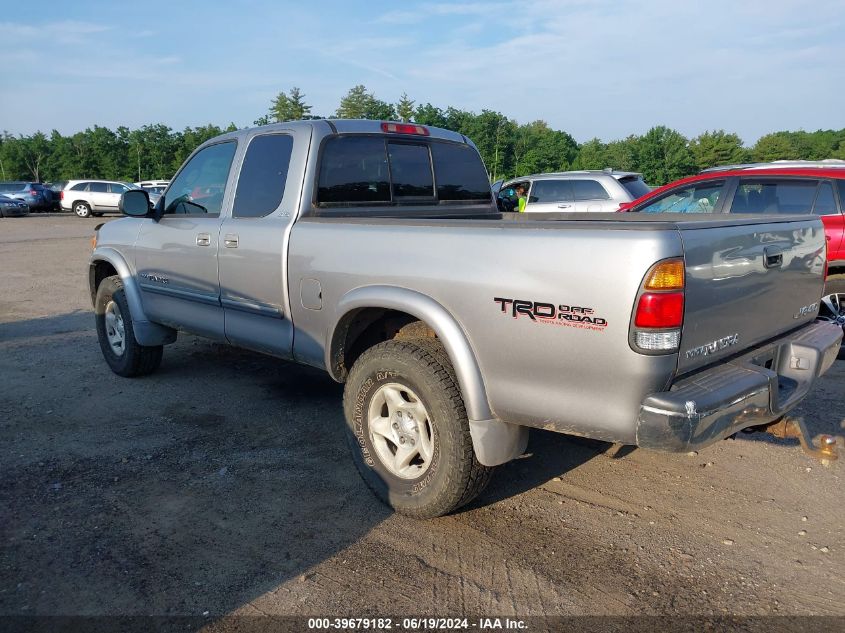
[493,297,608,332]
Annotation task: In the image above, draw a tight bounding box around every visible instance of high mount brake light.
[631,258,685,353]
[380,122,430,136]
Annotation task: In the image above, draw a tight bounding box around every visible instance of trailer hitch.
[756,417,838,461]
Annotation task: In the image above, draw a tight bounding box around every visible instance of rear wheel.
[95,276,163,377]
[819,274,845,357]
[73,201,91,218]
[343,338,493,518]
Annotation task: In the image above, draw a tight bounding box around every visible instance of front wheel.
[95,276,163,377]
[343,339,493,518]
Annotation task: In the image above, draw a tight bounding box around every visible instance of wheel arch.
[329,285,493,423]
[89,248,176,346]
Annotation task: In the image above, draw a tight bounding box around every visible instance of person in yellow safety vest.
[515,184,527,212]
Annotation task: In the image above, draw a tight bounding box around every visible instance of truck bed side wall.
[287,218,682,445]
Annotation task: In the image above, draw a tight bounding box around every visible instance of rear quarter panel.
[287,218,682,444]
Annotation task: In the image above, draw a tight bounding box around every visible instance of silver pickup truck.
[88,119,841,518]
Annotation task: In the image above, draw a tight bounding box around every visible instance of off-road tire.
[95,275,163,377]
[343,338,494,518]
[824,273,845,296]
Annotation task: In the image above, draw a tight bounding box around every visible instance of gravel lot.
[1,216,843,623]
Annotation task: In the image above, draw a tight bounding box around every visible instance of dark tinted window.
[530,180,573,203]
[388,143,434,198]
[234,134,294,218]
[814,182,838,216]
[639,181,724,213]
[734,179,817,214]
[572,179,610,200]
[430,142,491,201]
[70,182,87,191]
[108,183,129,194]
[618,176,651,199]
[317,136,390,204]
[164,141,237,216]
[89,182,108,193]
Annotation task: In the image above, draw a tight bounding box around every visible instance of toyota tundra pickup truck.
[88,119,842,518]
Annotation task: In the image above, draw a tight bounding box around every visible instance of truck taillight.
[60,191,64,200]
[631,258,685,353]
[381,122,430,136]
[29,189,38,196]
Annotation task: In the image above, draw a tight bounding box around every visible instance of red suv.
[620,162,845,335]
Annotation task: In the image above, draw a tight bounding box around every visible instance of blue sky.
[2,0,843,144]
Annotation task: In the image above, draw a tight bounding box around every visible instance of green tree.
[752,133,800,162]
[603,136,640,172]
[690,130,748,170]
[414,103,448,128]
[573,138,605,170]
[637,126,696,186]
[396,93,415,122]
[270,87,312,122]
[335,85,395,120]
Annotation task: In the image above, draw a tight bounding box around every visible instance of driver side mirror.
[120,189,151,217]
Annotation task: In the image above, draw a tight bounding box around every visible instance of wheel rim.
[818,293,845,331]
[104,300,126,356]
[75,203,88,217]
[367,382,435,479]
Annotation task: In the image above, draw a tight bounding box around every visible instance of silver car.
[494,169,650,213]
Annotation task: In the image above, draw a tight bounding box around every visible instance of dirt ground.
[1,216,843,624]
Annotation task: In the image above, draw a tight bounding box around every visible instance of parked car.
[135,180,169,190]
[493,169,650,213]
[0,194,30,217]
[45,181,67,211]
[0,182,52,211]
[87,119,840,519]
[61,180,142,217]
[620,162,845,343]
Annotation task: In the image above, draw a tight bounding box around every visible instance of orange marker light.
[644,259,684,291]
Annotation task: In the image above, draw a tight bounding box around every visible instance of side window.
[108,183,129,194]
[530,179,574,203]
[89,182,108,193]
[572,179,610,201]
[813,182,838,216]
[233,134,294,218]
[733,179,817,214]
[71,182,87,191]
[164,141,237,217]
[387,143,434,199]
[317,136,390,204]
[638,181,724,213]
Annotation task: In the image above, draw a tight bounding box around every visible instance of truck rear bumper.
[635,322,842,453]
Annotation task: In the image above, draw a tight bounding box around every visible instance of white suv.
[493,169,651,213]
[62,180,140,218]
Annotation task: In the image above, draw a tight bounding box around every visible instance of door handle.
[224,234,239,248]
[196,233,211,247]
[557,204,571,209]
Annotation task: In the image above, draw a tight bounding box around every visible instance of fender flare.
[329,286,527,466]
[331,285,492,422]
[89,247,176,347]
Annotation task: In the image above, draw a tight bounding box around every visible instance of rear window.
[618,176,651,199]
[315,135,491,209]
[732,179,817,214]
[429,142,491,202]
[70,183,87,191]
[813,182,838,216]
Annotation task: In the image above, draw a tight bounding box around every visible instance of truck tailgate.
[677,216,826,375]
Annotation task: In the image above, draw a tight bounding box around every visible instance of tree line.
[2,85,844,187]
